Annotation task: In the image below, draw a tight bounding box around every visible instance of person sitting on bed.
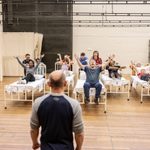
[22,53,33,76]
[129,61,142,76]
[57,53,73,76]
[91,50,102,65]
[106,59,126,79]
[75,54,112,104]
[130,62,150,82]
[57,53,74,70]
[79,52,88,65]
[15,54,44,84]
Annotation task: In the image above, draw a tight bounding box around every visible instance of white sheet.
[131,76,149,89]
[66,74,75,86]
[136,66,150,74]
[101,74,129,86]
[5,78,45,93]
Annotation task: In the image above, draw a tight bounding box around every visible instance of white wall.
[0,3,2,81]
[2,32,43,76]
[73,4,150,74]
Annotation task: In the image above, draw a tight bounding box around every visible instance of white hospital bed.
[131,75,150,103]
[65,73,75,96]
[4,77,45,109]
[101,74,130,100]
[35,63,47,78]
[74,71,107,113]
[4,64,47,109]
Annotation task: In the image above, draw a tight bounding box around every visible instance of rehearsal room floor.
[0,77,150,150]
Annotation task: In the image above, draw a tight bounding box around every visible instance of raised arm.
[129,61,138,74]
[101,58,111,70]
[15,57,26,68]
[57,53,62,61]
[74,54,84,69]
[101,54,116,70]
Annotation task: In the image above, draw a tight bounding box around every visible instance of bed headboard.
[35,63,47,78]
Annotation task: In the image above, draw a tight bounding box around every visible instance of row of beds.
[4,64,150,113]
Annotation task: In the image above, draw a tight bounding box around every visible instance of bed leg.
[140,86,143,104]
[104,92,107,113]
[4,90,7,109]
[127,82,130,101]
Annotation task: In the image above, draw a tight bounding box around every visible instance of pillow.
[34,74,44,80]
[79,71,86,80]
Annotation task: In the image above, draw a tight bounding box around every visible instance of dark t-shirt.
[84,66,102,84]
[106,65,121,78]
[80,56,88,65]
[22,59,32,75]
[30,93,84,150]
[37,95,73,149]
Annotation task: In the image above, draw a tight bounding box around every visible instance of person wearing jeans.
[75,54,112,104]
[84,82,102,103]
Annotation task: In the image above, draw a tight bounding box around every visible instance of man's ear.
[47,81,51,87]
[64,81,67,87]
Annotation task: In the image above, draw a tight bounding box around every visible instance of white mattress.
[5,78,45,93]
[136,66,150,74]
[101,74,129,86]
[66,74,74,86]
[131,76,149,88]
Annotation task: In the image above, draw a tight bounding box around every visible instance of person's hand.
[130,60,135,65]
[41,54,45,58]
[74,54,78,60]
[112,54,115,59]
[32,142,40,150]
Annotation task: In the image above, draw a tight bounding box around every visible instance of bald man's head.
[49,70,66,89]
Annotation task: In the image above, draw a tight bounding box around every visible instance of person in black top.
[22,53,33,75]
[106,59,126,79]
[30,70,84,150]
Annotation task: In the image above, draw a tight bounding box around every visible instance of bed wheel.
[140,101,143,104]
[127,98,130,101]
[104,110,107,113]
[4,107,7,109]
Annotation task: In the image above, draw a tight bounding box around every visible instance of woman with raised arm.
[15,54,44,84]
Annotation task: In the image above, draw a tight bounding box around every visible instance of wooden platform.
[0,77,150,150]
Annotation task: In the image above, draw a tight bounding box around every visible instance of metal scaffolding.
[1,0,150,27]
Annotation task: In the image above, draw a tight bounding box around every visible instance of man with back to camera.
[30,70,84,150]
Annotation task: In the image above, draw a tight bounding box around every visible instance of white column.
[0,2,3,81]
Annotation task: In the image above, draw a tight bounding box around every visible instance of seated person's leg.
[29,73,35,82]
[24,73,35,83]
[115,72,121,79]
[94,82,102,100]
[83,82,91,102]
[141,74,150,82]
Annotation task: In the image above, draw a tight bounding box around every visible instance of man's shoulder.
[33,94,50,109]
[63,95,80,108]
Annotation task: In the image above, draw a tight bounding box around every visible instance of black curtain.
[2,0,73,72]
